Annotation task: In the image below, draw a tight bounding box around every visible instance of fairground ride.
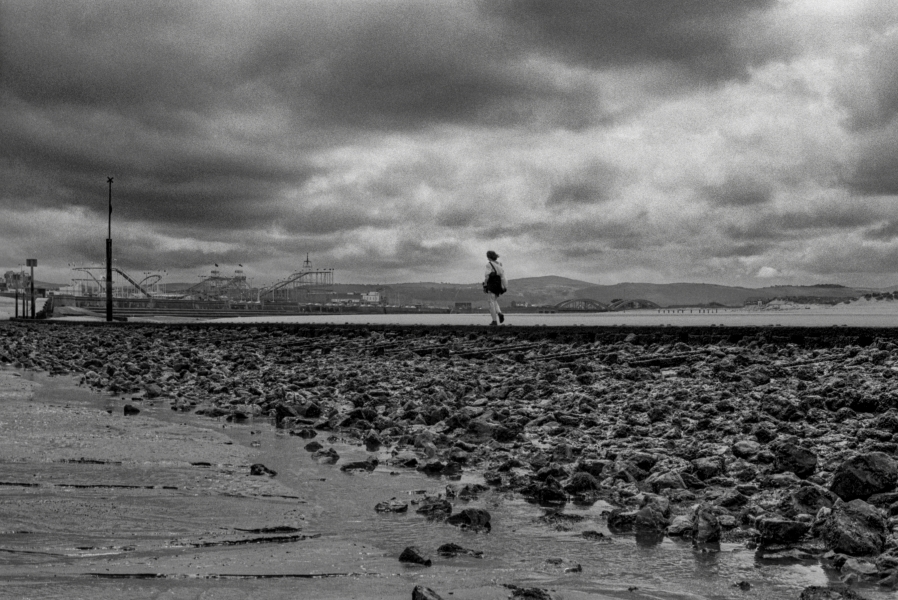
[182,267,253,302]
[257,254,334,302]
[70,266,165,298]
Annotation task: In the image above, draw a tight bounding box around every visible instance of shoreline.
[2,321,897,599]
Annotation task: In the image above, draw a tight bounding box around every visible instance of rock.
[564,471,601,493]
[798,585,870,599]
[291,427,317,439]
[504,584,553,600]
[446,508,491,532]
[692,456,725,481]
[608,508,638,532]
[716,488,749,509]
[756,517,810,545]
[304,440,323,452]
[249,463,277,476]
[312,447,339,464]
[416,496,452,517]
[123,404,140,416]
[732,439,761,458]
[830,452,898,501]
[667,515,693,536]
[634,505,669,533]
[398,546,431,566]
[822,499,888,556]
[412,585,445,600]
[437,542,483,558]
[375,498,408,512]
[772,440,817,479]
[646,470,686,493]
[339,456,378,472]
[787,484,837,517]
[692,503,721,544]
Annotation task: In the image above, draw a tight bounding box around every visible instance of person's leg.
[488,293,498,324]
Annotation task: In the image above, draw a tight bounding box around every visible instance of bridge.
[553,298,661,312]
[554,298,610,311]
[607,298,660,311]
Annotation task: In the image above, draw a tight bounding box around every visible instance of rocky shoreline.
[3,321,898,599]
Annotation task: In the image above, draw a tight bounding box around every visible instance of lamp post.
[106,176,113,322]
[26,259,36,318]
[19,264,25,318]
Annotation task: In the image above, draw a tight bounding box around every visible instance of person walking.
[483,250,507,326]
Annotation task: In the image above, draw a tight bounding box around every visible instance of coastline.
[2,321,897,599]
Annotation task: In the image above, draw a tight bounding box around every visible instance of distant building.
[3,270,30,289]
[362,291,381,304]
[454,302,472,311]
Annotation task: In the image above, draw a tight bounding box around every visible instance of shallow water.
[206,308,898,328]
[6,370,894,600]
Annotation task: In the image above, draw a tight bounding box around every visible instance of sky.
[4,0,898,288]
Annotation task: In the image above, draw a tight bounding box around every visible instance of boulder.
[375,498,408,513]
[667,515,693,536]
[412,586,445,600]
[785,484,837,518]
[437,542,483,558]
[564,472,601,493]
[772,441,817,479]
[692,503,721,544]
[399,546,431,566]
[646,470,686,494]
[756,517,810,545]
[249,463,277,476]
[691,456,724,481]
[123,404,140,416]
[830,452,898,501]
[634,505,669,533]
[416,496,452,517]
[339,456,378,472]
[607,508,639,532]
[446,508,491,532]
[821,499,887,556]
[732,439,761,459]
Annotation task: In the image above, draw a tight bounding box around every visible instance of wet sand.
[0,368,631,600]
[2,321,898,599]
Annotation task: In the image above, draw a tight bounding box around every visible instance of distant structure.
[3,270,30,290]
[183,267,252,301]
[257,254,334,302]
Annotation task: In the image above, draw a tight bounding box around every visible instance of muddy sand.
[2,321,898,600]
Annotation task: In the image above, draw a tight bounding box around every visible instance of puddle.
[4,368,894,600]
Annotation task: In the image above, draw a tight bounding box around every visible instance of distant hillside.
[130,277,872,308]
[572,283,861,308]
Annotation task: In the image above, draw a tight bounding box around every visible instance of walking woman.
[483,250,507,326]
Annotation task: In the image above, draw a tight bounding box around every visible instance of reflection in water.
[12,369,897,600]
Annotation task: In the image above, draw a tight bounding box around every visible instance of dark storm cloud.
[238,1,605,131]
[546,162,621,207]
[701,175,774,207]
[483,0,787,83]
[723,203,883,242]
[864,220,898,242]
[845,129,898,196]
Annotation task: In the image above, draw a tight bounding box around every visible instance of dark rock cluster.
[4,322,898,595]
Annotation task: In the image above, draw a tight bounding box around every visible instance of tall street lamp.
[106,176,113,322]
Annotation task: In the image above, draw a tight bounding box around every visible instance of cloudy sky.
[3,0,898,288]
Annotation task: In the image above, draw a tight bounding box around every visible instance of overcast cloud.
[3,0,898,287]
